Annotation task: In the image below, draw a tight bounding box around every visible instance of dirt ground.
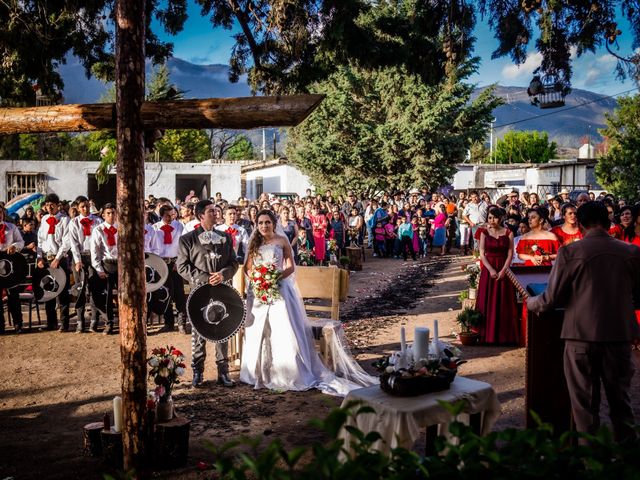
[1,251,639,479]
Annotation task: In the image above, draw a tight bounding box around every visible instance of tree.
[595,95,640,202]
[286,63,501,194]
[226,135,256,161]
[492,131,557,164]
[155,130,211,162]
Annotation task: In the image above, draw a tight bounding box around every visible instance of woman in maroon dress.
[476,207,519,344]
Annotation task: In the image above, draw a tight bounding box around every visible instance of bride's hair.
[247,209,278,259]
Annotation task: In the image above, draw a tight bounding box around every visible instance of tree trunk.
[0,95,325,134]
[116,0,148,473]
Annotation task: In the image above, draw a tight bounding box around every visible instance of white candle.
[400,326,407,354]
[113,396,123,433]
[413,327,430,363]
[433,320,439,342]
[432,320,441,356]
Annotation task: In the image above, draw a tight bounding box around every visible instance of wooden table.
[338,376,500,455]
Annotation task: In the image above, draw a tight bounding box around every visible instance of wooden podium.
[508,266,573,433]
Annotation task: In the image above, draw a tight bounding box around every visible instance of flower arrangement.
[465,262,481,289]
[297,249,314,266]
[327,239,338,254]
[147,345,186,402]
[250,263,282,305]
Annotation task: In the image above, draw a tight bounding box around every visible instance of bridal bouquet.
[250,263,282,305]
[148,345,186,402]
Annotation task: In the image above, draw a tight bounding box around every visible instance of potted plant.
[465,263,480,300]
[455,307,482,346]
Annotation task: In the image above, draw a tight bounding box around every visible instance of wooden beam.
[0,95,325,134]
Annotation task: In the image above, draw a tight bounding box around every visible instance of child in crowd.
[384,220,397,258]
[392,217,404,258]
[397,216,417,261]
[418,217,430,257]
[373,221,387,257]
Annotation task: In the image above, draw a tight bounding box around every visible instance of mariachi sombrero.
[33,266,66,302]
[0,252,28,289]
[186,283,245,343]
[145,253,169,294]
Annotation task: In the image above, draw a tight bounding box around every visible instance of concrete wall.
[0,160,241,203]
[244,164,313,199]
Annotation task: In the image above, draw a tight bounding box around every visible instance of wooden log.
[0,95,325,134]
[100,428,123,470]
[154,417,191,470]
[82,422,104,457]
[345,247,362,271]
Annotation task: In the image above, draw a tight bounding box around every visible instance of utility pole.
[489,118,496,169]
[261,128,266,161]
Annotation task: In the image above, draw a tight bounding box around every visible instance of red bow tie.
[80,217,93,236]
[194,223,201,230]
[160,224,174,244]
[104,225,117,247]
[0,223,6,244]
[46,216,58,235]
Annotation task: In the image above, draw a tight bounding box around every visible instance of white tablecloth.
[338,376,501,454]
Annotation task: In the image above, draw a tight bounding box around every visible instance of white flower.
[531,245,538,252]
[264,274,271,280]
[149,357,159,367]
[175,367,185,376]
[167,359,174,370]
[159,367,170,377]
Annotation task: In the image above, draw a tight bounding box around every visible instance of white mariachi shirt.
[0,221,25,252]
[37,213,70,261]
[68,214,102,264]
[215,223,249,259]
[153,219,184,258]
[91,222,118,273]
[144,223,161,254]
[182,218,200,234]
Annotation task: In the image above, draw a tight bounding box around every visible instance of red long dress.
[551,225,583,246]
[310,214,328,262]
[476,233,519,344]
[622,234,640,350]
[515,238,560,266]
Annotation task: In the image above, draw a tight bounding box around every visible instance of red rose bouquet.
[250,263,282,305]
[147,345,186,402]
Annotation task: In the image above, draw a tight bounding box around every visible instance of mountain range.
[58,56,618,149]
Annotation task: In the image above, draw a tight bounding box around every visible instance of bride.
[240,209,377,396]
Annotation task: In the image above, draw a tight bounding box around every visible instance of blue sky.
[153,2,638,96]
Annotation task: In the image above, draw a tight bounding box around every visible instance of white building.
[0,159,241,205]
[242,158,313,199]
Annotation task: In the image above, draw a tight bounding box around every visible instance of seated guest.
[20,218,37,263]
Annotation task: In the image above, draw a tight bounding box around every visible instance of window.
[255,176,263,198]
[6,172,47,200]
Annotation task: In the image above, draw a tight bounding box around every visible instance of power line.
[494,86,640,128]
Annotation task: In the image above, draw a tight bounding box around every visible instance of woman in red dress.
[551,204,584,247]
[309,205,328,264]
[475,207,519,344]
[620,205,640,357]
[516,208,560,265]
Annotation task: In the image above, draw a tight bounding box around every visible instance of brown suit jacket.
[527,228,640,342]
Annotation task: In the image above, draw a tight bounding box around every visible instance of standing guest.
[410,215,420,257]
[576,192,590,208]
[328,204,346,256]
[551,204,584,246]
[463,191,487,251]
[180,203,195,226]
[431,204,447,256]
[606,203,624,239]
[397,217,417,261]
[184,190,196,203]
[506,190,523,214]
[0,208,24,333]
[20,218,37,263]
[558,188,570,204]
[384,218,397,258]
[310,205,328,264]
[529,192,540,207]
[516,208,560,266]
[528,202,640,443]
[279,207,298,253]
[68,196,102,333]
[90,203,119,334]
[457,199,471,255]
[548,196,563,226]
[444,198,458,254]
[620,205,640,246]
[341,192,363,218]
[37,193,71,332]
[418,217,430,257]
[216,206,250,264]
[21,206,36,225]
[373,221,387,258]
[476,207,519,344]
[177,200,238,388]
[347,207,363,247]
[154,205,188,334]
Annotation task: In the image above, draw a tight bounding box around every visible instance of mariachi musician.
[90,203,118,335]
[37,193,71,331]
[68,196,102,333]
[153,204,188,334]
[177,199,238,388]
[0,208,25,333]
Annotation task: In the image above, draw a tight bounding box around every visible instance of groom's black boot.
[192,371,204,388]
[217,373,235,388]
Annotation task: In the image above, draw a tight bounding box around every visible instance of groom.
[177,199,239,388]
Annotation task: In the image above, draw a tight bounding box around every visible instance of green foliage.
[155,130,211,162]
[287,64,501,194]
[492,130,557,164]
[456,307,483,333]
[596,95,640,202]
[226,135,256,161]
[206,402,640,480]
[458,289,469,303]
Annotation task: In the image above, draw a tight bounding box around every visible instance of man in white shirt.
[68,196,102,332]
[0,208,25,333]
[37,193,71,331]
[462,191,488,252]
[154,204,188,333]
[215,205,249,264]
[90,203,119,334]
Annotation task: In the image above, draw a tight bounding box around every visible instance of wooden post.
[116,0,148,472]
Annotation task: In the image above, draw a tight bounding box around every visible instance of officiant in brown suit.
[527,201,640,442]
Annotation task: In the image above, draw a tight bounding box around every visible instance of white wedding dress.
[240,243,377,396]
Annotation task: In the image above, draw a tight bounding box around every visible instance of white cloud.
[501,52,543,80]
